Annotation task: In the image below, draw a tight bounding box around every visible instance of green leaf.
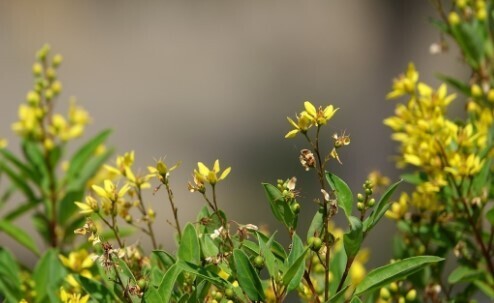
[77,275,117,302]
[21,140,49,190]
[262,183,296,228]
[343,216,363,259]
[451,22,485,68]
[158,263,182,302]
[115,258,137,283]
[0,247,22,302]
[350,297,363,303]
[487,207,494,225]
[257,231,287,260]
[474,280,494,299]
[4,199,39,220]
[201,233,219,259]
[143,286,163,303]
[57,189,84,225]
[436,74,470,95]
[0,162,38,203]
[0,219,40,255]
[66,148,114,192]
[233,249,265,301]
[447,266,483,284]
[257,231,278,276]
[364,179,402,233]
[329,247,348,295]
[0,148,36,180]
[33,249,67,303]
[326,172,353,222]
[327,285,350,303]
[355,256,443,296]
[65,129,112,182]
[152,250,176,268]
[307,207,324,239]
[178,223,200,265]
[178,261,229,287]
[284,233,307,291]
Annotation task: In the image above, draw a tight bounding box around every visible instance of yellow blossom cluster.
[11,44,90,148]
[385,63,486,207]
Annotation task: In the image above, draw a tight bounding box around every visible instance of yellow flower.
[148,159,181,184]
[75,196,98,214]
[92,179,130,201]
[303,101,338,126]
[0,139,7,149]
[194,159,231,185]
[285,111,313,138]
[59,249,94,273]
[60,287,89,303]
[386,63,419,99]
[385,193,408,220]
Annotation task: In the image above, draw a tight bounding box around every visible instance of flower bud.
[365,188,373,195]
[471,84,482,97]
[32,63,43,76]
[357,193,364,202]
[368,198,376,207]
[291,202,301,214]
[357,202,365,211]
[253,255,265,269]
[36,44,51,60]
[406,289,417,301]
[26,91,40,105]
[51,81,62,95]
[52,54,63,67]
[448,12,460,25]
[46,67,56,80]
[380,287,391,300]
[45,89,54,101]
[389,282,399,292]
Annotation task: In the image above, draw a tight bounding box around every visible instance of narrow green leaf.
[257,231,287,260]
[65,129,112,181]
[364,179,402,233]
[143,286,162,303]
[178,223,200,265]
[33,249,68,303]
[0,219,40,255]
[178,261,229,287]
[0,149,36,180]
[350,297,363,303]
[4,199,39,220]
[285,233,306,291]
[66,148,113,191]
[487,207,494,225]
[0,247,22,302]
[343,216,363,259]
[262,183,296,228]
[327,285,349,303]
[447,266,482,284]
[0,163,38,202]
[201,233,219,259]
[436,74,470,95]
[233,249,265,301]
[257,231,278,276]
[152,250,176,268]
[307,207,324,239]
[115,258,137,283]
[58,190,84,225]
[77,275,117,302]
[158,264,182,302]
[326,172,353,221]
[21,140,49,189]
[474,280,494,299]
[355,256,443,296]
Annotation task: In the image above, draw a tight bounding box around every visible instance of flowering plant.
[1,1,493,302]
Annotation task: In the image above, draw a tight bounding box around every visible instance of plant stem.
[164,181,182,240]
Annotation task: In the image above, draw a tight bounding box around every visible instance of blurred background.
[0,0,469,268]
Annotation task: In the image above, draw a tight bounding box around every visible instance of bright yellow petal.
[118,183,130,197]
[91,184,107,198]
[219,167,231,181]
[304,101,317,117]
[197,162,209,176]
[213,160,220,173]
[285,129,300,138]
